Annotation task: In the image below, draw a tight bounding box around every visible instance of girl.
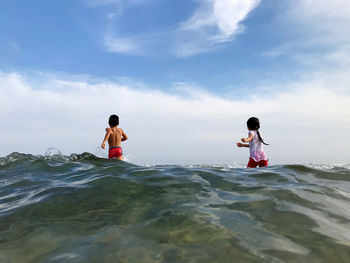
[237,117,269,168]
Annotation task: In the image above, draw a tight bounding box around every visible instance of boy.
[101,114,128,160]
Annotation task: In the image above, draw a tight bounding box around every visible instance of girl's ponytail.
[257,130,269,145]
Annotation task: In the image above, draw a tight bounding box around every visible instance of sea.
[0,151,350,263]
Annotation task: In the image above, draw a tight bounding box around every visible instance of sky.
[1,0,350,165]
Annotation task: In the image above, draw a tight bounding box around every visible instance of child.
[236,117,269,168]
[101,114,128,160]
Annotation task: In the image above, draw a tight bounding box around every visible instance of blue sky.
[1,0,350,164]
[0,0,303,90]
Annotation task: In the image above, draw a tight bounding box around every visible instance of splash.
[44,147,63,158]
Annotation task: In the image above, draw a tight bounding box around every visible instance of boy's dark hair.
[247,117,269,145]
[109,114,119,127]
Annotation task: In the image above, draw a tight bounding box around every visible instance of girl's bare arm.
[241,133,254,143]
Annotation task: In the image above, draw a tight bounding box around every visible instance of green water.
[0,153,350,262]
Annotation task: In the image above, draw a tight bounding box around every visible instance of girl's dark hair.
[247,117,269,145]
[109,114,119,127]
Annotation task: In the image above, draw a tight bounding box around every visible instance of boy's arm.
[241,133,254,143]
[101,128,112,149]
[121,129,128,141]
[236,142,249,148]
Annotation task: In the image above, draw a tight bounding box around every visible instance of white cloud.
[83,0,124,19]
[83,0,158,55]
[102,29,165,55]
[289,0,350,48]
[264,0,350,67]
[0,71,350,165]
[180,0,261,41]
[104,33,141,54]
[291,0,350,25]
[175,0,261,56]
[84,0,261,56]
[83,0,151,20]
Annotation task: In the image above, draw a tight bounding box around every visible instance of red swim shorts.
[247,158,268,168]
[108,147,123,159]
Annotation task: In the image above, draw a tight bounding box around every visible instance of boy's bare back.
[106,127,124,147]
[101,114,128,160]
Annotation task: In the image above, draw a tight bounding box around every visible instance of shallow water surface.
[0,153,350,262]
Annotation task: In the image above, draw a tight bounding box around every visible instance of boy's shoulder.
[106,126,122,132]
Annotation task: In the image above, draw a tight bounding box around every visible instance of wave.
[0,152,350,262]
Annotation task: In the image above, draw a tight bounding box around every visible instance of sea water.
[0,152,350,262]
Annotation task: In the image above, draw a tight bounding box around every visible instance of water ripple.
[0,152,350,262]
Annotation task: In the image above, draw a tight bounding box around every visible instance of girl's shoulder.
[248,130,256,135]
